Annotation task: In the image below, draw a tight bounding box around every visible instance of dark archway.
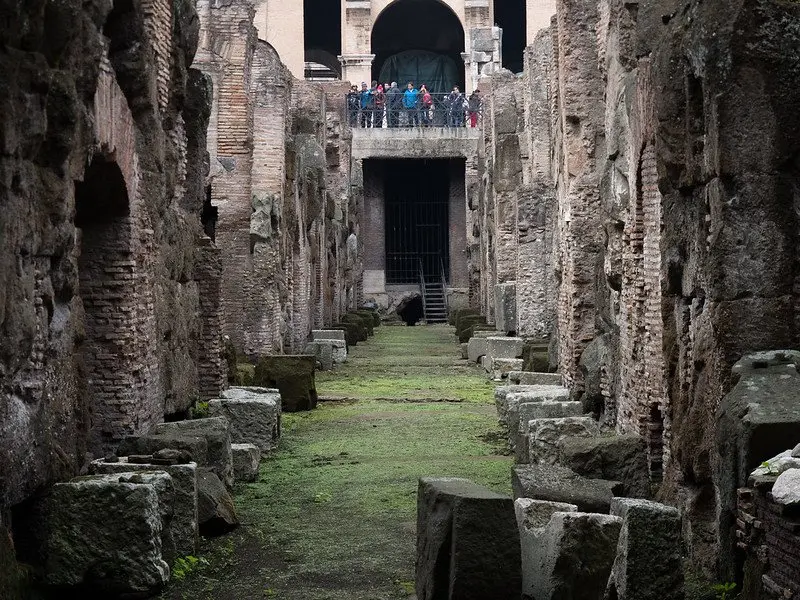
[74,157,136,454]
[304,0,342,79]
[371,0,465,94]
[494,0,526,73]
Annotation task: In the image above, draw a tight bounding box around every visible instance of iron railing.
[345,92,483,129]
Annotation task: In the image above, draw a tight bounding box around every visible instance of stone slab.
[559,435,651,498]
[488,358,524,380]
[253,355,318,412]
[468,336,489,363]
[515,402,584,463]
[208,389,280,454]
[44,474,170,593]
[605,498,684,600]
[231,443,260,483]
[312,329,346,342]
[487,336,525,360]
[90,459,198,558]
[118,416,233,489]
[416,477,521,600]
[513,463,622,514]
[508,371,562,386]
[528,416,600,465]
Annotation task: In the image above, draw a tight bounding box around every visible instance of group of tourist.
[347,81,482,128]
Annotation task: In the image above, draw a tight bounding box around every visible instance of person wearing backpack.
[447,86,465,127]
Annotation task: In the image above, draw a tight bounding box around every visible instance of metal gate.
[384,160,450,284]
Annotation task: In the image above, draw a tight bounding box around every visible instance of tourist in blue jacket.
[403,82,420,127]
[360,82,374,128]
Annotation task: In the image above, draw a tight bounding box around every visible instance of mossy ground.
[161,325,511,600]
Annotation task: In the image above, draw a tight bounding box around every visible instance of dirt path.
[161,325,511,600]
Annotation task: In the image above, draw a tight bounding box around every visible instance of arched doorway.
[371,0,465,94]
[74,157,137,454]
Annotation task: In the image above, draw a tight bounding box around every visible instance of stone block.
[344,312,374,336]
[208,388,280,454]
[513,464,622,514]
[312,329,346,342]
[253,355,318,412]
[509,371,562,386]
[515,402,584,463]
[305,339,347,369]
[197,468,239,536]
[605,498,684,600]
[515,498,578,600]
[416,477,521,600]
[494,283,517,334]
[495,385,566,425]
[231,443,260,483]
[559,435,651,498]
[487,336,525,359]
[715,351,800,575]
[489,358,524,380]
[459,342,469,359]
[44,474,170,594]
[750,449,800,477]
[356,308,380,327]
[118,416,233,489]
[472,27,496,52]
[333,322,362,346]
[531,511,622,600]
[504,386,571,435]
[90,459,198,558]
[528,416,600,465]
[468,336,489,363]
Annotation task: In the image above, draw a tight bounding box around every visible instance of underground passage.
[4,1,800,599]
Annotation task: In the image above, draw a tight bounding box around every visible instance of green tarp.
[378,50,460,94]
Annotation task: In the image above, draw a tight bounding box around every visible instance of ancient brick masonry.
[475,0,800,582]
[0,0,224,521]
[195,1,356,357]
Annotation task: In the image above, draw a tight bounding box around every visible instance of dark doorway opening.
[384,159,450,284]
[304,0,342,79]
[75,157,135,454]
[494,0,526,73]
[371,0,465,93]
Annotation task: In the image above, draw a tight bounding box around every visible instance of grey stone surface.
[90,459,198,558]
[494,282,517,334]
[44,474,170,593]
[487,336,525,360]
[304,339,347,369]
[605,498,683,600]
[468,336,489,363]
[515,498,578,600]
[559,435,651,498]
[498,385,569,430]
[509,371,562,386]
[513,464,622,514]
[231,443,260,483]
[515,402,584,463]
[208,390,280,454]
[530,511,622,600]
[118,416,234,489]
[197,468,239,536]
[771,469,800,506]
[221,386,279,398]
[312,329,346,342]
[489,358,524,380]
[793,443,800,458]
[750,449,800,477]
[715,351,800,575]
[460,342,469,360]
[528,416,600,465]
[416,477,520,600]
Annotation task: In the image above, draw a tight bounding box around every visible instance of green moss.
[161,325,510,600]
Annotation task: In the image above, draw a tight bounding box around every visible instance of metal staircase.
[419,259,448,324]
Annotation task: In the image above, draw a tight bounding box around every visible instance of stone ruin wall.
[0,0,222,515]
[196,1,356,358]
[477,0,800,578]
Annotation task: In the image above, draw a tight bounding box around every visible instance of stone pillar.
[339,54,375,86]
[362,161,387,307]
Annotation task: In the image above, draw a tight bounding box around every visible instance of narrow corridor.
[162,325,511,600]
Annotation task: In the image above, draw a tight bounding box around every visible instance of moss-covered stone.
[356,309,380,328]
[253,355,318,412]
[342,313,372,337]
[333,323,362,346]
[522,341,553,372]
[450,307,480,327]
[456,316,488,344]
[454,310,482,332]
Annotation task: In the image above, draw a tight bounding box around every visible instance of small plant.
[172,555,208,580]
[713,582,737,600]
[313,491,333,503]
[191,400,209,419]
